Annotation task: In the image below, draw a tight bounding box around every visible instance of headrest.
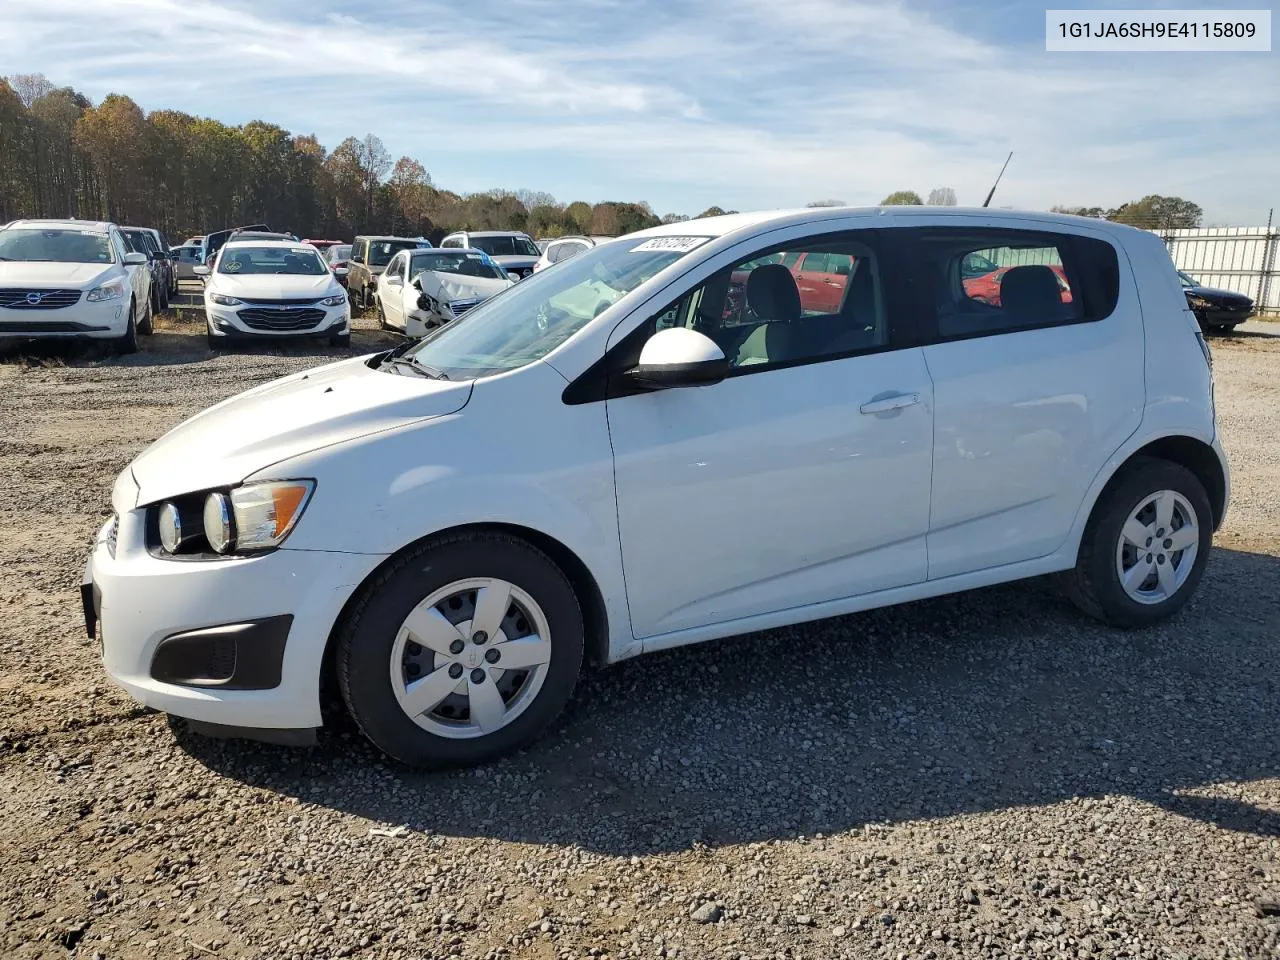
[1000,265,1062,317]
[746,263,801,323]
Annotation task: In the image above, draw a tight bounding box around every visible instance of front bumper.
[206,300,350,339]
[0,298,128,340]
[84,481,385,730]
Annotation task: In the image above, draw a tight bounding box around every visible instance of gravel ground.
[1,310,1278,960]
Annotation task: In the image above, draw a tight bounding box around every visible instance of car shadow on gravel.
[174,546,1280,854]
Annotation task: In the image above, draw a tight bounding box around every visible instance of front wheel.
[337,533,584,768]
[112,300,139,355]
[1062,458,1212,627]
[329,332,350,348]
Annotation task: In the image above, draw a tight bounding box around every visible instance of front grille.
[107,514,118,559]
[237,307,327,331]
[449,298,483,316]
[0,288,83,310]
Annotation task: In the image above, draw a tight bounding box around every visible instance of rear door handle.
[859,392,921,415]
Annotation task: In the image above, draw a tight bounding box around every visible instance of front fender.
[255,362,637,661]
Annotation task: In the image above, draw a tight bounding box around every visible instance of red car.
[311,242,353,288]
[963,263,1073,306]
[724,251,858,321]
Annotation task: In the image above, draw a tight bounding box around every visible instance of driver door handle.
[860,392,921,415]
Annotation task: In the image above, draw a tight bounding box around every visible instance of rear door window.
[904,227,1120,341]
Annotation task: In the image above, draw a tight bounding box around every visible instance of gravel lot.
[2,310,1278,960]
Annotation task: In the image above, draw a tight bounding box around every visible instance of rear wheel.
[1062,458,1212,627]
[376,296,388,330]
[337,533,584,768]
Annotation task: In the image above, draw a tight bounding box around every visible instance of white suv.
[0,219,153,353]
[438,230,540,279]
[85,207,1227,768]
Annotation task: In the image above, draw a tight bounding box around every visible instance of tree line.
[877,185,1204,231]
[1,73,1207,243]
[0,74,731,244]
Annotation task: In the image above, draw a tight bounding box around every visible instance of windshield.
[368,239,423,267]
[401,235,710,379]
[217,246,327,276]
[327,244,352,263]
[469,235,540,258]
[1177,271,1196,287]
[0,228,115,264]
[410,251,506,281]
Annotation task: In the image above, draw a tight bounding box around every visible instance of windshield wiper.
[379,350,450,380]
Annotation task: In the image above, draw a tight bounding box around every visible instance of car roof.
[630,206,1150,241]
[356,235,427,242]
[4,218,114,233]
[410,247,490,257]
[222,239,320,250]
[452,230,532,238]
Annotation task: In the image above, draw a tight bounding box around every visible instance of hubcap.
[1115,490,1199,605]
[389,577,552,739]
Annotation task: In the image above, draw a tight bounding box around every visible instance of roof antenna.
[981,151,1013,208]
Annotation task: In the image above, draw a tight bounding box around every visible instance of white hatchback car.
[196,240,351,349]
[0,219,152,353]
[85,207,1227,768]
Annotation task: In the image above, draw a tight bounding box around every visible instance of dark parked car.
[1178,271,1254,334]
[121,227,173,312]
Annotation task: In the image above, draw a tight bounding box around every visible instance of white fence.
[1154,225,1279,312]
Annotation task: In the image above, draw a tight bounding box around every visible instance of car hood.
[1185,284,1252,306]
[208,273,338,301]
[491,255,539,270]
[419,271,513,302]
[0,262,115,286]
[129,354,472,505]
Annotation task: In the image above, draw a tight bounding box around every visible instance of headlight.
[321,293,348,306]
[198,481,315,554]
[86,278,126,302]
[211,293,242,306]
[158,502,188,553]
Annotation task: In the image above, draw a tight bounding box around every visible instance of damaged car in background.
[375,248,514,337]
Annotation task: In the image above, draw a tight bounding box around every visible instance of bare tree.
[806,199,845,207]
[8,73,54,108]
[926,187,957,206]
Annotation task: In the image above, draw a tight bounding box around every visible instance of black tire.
[1061,457,1212,628]
[112,300,139,355]
[337,532,584,768]
[376,297,388,330]
[329,332,351,348]
[138,297,154,336]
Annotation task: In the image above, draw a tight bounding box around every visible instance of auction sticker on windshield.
[630,236,712,253]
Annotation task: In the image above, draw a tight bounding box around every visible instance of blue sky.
[2,0,1276,224]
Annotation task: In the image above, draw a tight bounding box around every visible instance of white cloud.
[1,0,1276,222]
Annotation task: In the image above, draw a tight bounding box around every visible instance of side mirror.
[192,265,210,276]
[386,273,402,286]
[334,266,349,277]
[123,251,148,266]
[411,276,421,289]
[351,254,364,264]
[627,327,728,390]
